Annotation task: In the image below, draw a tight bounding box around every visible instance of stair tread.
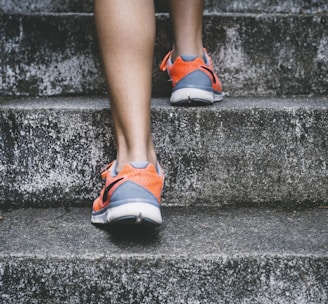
[1,206,328,303]
[1,95,327,109]
[1,207,327,258]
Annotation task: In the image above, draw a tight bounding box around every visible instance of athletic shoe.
[91,161,164,225]
[160,49,223,106]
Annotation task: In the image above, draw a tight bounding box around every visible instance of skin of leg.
[169,0,205,61]
[94,0,157,171]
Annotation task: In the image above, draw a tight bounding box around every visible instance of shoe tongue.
[130,161,149,169]
[180,55,198,62]
[110,161,150,177]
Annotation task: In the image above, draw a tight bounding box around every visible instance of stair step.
[1,13,327,97]
[1,207,327,303]
[203,0,328,14]
[1,96,327,209]
[1,0,327,14]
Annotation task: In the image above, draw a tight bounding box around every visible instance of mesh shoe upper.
[160,49,222,94]
[92,161,164,213]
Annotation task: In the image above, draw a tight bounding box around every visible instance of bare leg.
[160,0,222,106]
[169,0,205,61]
[94,0,156,171]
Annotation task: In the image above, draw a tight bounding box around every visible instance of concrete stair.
[0,1,328,303]
[1,0,328,13]
[1,207,327,303]
[1,5,327,97]
[1,96,328,209]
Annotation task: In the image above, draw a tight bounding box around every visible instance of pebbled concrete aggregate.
[1,2,327,303]
[0,14,327,97]
[0,97,327,208]
[1,0,327,14]
[0,207,327,303]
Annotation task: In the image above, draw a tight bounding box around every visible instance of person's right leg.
[160,0,223,106]
[169,0,205,61]
[92,0,164,225]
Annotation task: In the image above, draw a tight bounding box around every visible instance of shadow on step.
[92,222,162,247]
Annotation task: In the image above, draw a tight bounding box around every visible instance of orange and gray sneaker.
[91,161,164,225]
[160,49,223,106]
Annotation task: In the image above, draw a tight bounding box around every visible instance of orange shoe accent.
[160,49,222,93]
[92,162,164,213]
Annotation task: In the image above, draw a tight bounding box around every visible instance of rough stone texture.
[0,14,104,97]
[1,0,327,14]
[201,14,328,97]
[0,13,327,97]
[0,97,327,208]
[0,0,93,13]
[0,98,114,208]
[0,207,327,303]
[203,0,328,13]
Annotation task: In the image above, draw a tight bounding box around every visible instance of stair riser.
[1,14,327,97]
[1,256,327,304]
[1,98,327,208]
[1,0,327,13]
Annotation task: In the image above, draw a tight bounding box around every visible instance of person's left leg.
[92,0,164,226]
[94,0,157,171]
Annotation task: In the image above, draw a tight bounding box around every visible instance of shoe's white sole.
[170,88,223,106]
[91,202,162,225]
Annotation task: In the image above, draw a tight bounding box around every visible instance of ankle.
[171,45,204,62]
[116,152,157,172]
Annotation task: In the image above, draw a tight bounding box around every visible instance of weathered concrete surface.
[0,13,327,97]
[0,207,327,303]
[0,0,93,13]
[1,0,327,14]
[0,14,103,97]
[204,0,328,13]
[0,97,327,208]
